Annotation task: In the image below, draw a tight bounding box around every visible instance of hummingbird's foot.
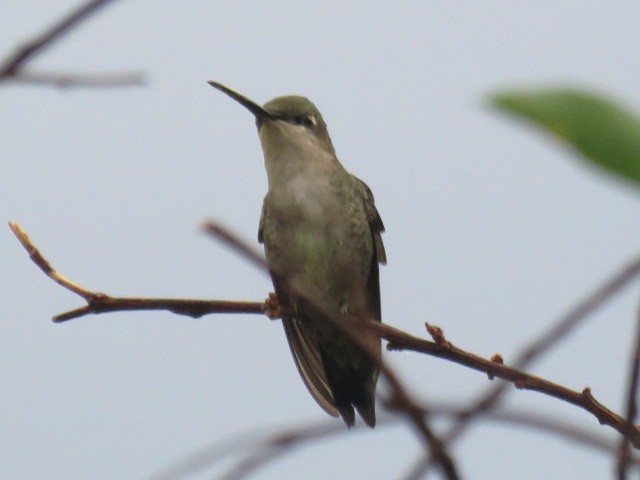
[263,292,284,319]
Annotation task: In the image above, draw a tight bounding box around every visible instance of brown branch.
[8,222,263,322]
[0,0,145,88]
[201,220,268,270]
[378,320,640,447]
[11,221,640,450]
[504,254,640,388]
[617,300,640,480]
[17,222,640,479]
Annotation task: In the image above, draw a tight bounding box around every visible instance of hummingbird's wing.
[351,175,386,323]
[282,317,341,417]
[352,176,386,266]
[259,203,340,418]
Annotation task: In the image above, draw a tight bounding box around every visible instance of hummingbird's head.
[207,81,336,156]
[261,95,335,155]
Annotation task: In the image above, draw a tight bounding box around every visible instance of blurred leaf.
[490,89,640,187]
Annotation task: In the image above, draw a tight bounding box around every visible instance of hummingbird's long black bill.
[207,81,274,120]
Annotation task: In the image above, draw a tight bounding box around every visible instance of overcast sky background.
[3,1,640,479]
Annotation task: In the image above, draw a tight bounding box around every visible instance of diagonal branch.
[202,220,268,270]
[380,321,640,447]
[0,0,118,75]
[0,0,145,88]
[464,254,640,423]
[617,299,640,480]
[409,253,640,477]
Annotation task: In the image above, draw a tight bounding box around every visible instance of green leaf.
[490,89,640,187]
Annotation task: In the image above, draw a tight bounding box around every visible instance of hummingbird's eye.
[293,114,316,128]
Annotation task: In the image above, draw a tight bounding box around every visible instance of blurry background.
[2,1,640,478]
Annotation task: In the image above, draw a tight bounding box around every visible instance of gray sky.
[3,1,640,478]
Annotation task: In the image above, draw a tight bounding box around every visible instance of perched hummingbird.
[208,81,386,428]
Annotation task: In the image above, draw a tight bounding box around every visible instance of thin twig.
[148,422,351,480]
[5,71,145,88]
[53,298,264,323]
[202,220,268,270]
[518,256,640,368]
[0,0,118,76]
[8,222,263,322]
[378,321,640,447]
[617,298,640,480]
[149,405,639,480]
[399,408,640,480]
[0,0,145,88]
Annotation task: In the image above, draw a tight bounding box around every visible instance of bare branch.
[401,407,640,480]
[5,71,145,88]
[148,421,351,480]
[8,222,263,322]
[202,220,268,270]
[617,300,640,480]
[519,257,640,368]
[377,321,640,447]
[150,406,639,480]
[11,221,640,450]
[0,0,145,88]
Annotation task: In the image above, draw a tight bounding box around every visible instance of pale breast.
[262,171,373,314]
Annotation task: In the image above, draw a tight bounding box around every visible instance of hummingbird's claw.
[263,292,284,319]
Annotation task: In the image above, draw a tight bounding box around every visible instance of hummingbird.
[208,81,386,428]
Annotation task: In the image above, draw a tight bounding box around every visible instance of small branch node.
[491,353,504,364]
[425,322,450,348]
[488,353,504,379]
